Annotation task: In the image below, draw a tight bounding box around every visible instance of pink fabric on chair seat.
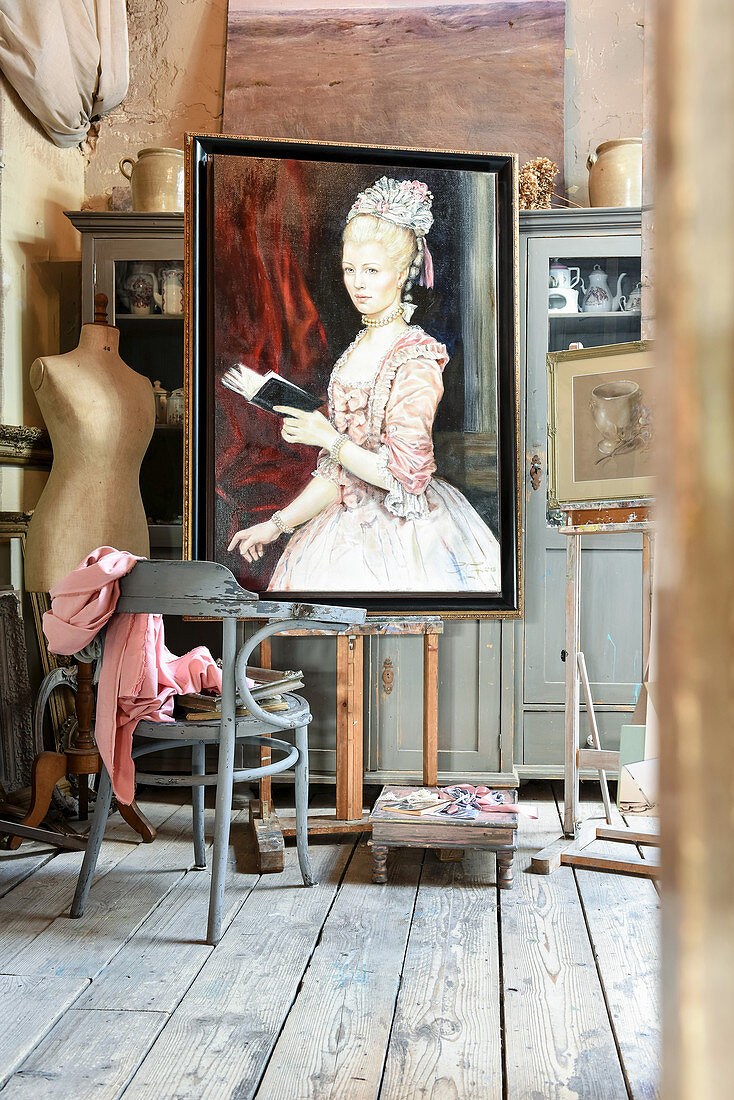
[43,547,222,805]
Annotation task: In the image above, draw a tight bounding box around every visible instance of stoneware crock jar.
[587,138,642,207]
[119,147,184,212]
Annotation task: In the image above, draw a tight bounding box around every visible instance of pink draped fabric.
[43,547,222,805]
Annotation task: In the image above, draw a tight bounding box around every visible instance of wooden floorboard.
[501,788,629,1099]
[4,802,200,979]
[0,789,661,1100]
[379,847,503,1100]
[0,1008,168,1100]
[558,789,661,1100]
[75,838,258,1013]
[0,847,59,899]
[254,841,423,1100]
[121,841,354,1100]
[0,975,90,1089]
[0,800,180,971]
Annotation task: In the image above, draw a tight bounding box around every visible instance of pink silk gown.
[268,325,501,593]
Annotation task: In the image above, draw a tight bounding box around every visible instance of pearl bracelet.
[271,510,295,536]
[329,432,349,465]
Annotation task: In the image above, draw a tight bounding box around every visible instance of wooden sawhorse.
[250,616,443,866]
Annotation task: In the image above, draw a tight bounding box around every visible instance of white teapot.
[620,281,643,313]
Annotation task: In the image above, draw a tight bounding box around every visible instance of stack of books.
[175,666,304,721]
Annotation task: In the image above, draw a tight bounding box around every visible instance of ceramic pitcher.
[154,265,184,316]
[587,138,642,207]
[581,265,612,312]
[119,148,184,212]
[549,259,582,290]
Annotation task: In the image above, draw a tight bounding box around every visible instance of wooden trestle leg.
[7,660,156,850]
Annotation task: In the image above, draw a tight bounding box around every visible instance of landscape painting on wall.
[185,135,521,616]
[223,0,565,180]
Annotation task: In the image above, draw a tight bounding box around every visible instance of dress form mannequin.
[13,295,157,846]
[25,298,154,589]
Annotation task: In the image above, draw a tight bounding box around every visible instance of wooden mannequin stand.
[5,294,156,850]
[531,505,660,878]
[7,661,156,850]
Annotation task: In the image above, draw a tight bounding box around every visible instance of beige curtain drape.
[0,0,128,147]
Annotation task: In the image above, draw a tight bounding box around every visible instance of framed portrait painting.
[547,341,655,508]
[184,134,521,616]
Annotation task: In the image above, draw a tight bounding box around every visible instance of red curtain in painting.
[212,158,330,586]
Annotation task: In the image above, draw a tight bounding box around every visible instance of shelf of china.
[115,313,184,322]
[548,311,640,321]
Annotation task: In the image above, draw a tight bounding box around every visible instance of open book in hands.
[221,364,323,415]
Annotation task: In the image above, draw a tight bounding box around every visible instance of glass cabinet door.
[93,236,185,553]
[520,228,643,768]
[547,253,642,355]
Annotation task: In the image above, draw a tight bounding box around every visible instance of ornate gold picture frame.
[184,134,522,618]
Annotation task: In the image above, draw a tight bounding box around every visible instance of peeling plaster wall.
[566,0,644,202]
[83,0,643,208]
[0,77,84,512]
[84,0,229,207]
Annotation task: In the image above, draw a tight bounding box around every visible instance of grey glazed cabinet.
[66,211,185,556]
[515,208,644,778]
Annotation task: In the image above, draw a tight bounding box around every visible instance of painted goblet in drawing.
[589,380,642,455]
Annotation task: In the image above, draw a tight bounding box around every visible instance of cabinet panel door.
[366,619,502,777]
[524,533,643,705]
[269,634,338,779]
[523,232,643,710]
[523,708,630,766]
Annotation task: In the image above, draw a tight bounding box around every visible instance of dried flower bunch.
[519,157,559,210]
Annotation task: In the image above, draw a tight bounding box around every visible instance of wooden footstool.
[369,785,518,889]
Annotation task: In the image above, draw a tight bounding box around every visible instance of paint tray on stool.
[371,785,518,827]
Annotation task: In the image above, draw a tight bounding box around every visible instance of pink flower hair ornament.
[346,175,434,238]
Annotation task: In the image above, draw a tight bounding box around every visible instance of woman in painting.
[226,176,501,592]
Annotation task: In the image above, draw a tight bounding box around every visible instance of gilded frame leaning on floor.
[184,134,522,617]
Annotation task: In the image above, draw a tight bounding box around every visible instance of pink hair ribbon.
[420,241,434,289]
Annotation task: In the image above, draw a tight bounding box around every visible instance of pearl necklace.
[361,303,404,328]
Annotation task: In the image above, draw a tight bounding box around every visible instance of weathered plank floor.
[0,783,660,1099]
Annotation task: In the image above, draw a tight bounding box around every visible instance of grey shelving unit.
[515,207,643,777]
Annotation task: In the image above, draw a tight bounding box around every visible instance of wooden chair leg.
[294,724,315,887]
[191,742,206,869]
[207,618,237,946]
[70,769,114,918]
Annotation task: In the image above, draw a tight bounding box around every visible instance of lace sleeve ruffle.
[311,449,340,486]
[377,446,430,520]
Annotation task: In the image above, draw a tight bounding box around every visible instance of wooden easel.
[531,505,660,878]
[249,616,443,870]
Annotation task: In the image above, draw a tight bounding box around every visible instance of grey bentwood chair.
[67,560,366,945]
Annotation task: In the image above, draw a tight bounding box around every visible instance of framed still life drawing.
[547,341,654,509]
[184,135,521,616]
